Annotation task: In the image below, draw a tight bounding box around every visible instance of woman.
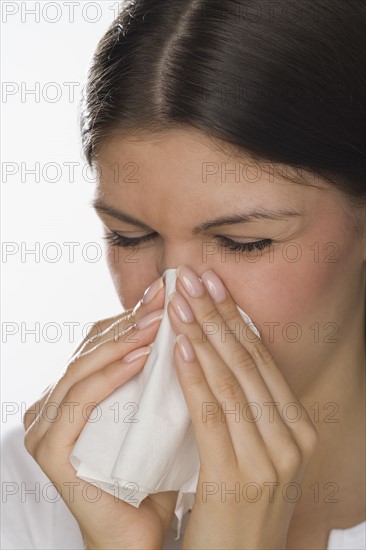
[3,0,365,548]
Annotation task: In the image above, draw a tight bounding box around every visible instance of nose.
[156,242,210,279]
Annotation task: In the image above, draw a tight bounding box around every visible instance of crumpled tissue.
[69,267,260,539]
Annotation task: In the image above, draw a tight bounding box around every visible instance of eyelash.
[103,231,273,253]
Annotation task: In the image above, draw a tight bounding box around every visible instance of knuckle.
[301,425,319,456]
[81,315,135,354]
[202,405,223,428]
[23,402,41,430]
[199,305,222,328]
[213,372,241,400]
[41,401,62,424]
[250,343,273,367]
[23,412,32,432]
[34,441,49,466]
[63,385,82,406]
[276,443,302,475]
[182,372,205,388]
[23,429,35,456]
[85,320,104,341]
[231,346,256,371]
[74,312,135,359]
[220,306,240,326]
[64,357,81,378]
[81,318,115,349]
[106,312,136,337]
[97,366,120,395]
[255,466,279,486]
[85,321,105,343]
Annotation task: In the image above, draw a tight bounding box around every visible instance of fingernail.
[136,309,164,329]
[169,292,195,323]
[176,334,196,362]
[201,270,227,303]
[142,276,164,304]
[176,265,205,298]
[122,345,152,363]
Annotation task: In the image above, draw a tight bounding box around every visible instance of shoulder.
[1,424,85,549]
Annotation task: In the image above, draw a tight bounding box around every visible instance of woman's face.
[94,128,365,393]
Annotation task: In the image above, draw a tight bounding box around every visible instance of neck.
[288,301,365,545]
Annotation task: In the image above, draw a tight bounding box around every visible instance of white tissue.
[69,268,260,539]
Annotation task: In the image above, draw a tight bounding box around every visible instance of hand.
[23,276,178,550]
[167,265,319,550]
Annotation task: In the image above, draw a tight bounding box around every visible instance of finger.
[25,344,152,461]
[177,266,318,456]
[23,378,63,430]
[23,389,53,431]
[23,280,166,435]
[172,333,235,469]
[70,308,135,359]
[169,301,273,474]
[73,277,166,357]
[25,316,163,439]
[43,348,153,450]
[24,315,133,430]
[199,270,318,453]
[170,284,294,458]
[75,307,163,363]
[23,317,150,431]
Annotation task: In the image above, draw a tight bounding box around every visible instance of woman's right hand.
[23,275,178,550]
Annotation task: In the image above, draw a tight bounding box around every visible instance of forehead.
[94,128,330,213]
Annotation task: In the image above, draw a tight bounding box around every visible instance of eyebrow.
[91,198,302,234]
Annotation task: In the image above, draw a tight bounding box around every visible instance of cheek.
[221,245,348,341]
[252,261,335,324]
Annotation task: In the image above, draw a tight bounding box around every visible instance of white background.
[1,1,124,436]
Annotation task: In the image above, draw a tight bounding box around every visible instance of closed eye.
[103,230,273,253]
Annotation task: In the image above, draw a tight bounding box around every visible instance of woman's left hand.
[167,265,319,550]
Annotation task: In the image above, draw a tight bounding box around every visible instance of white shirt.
[2,425,365,549]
